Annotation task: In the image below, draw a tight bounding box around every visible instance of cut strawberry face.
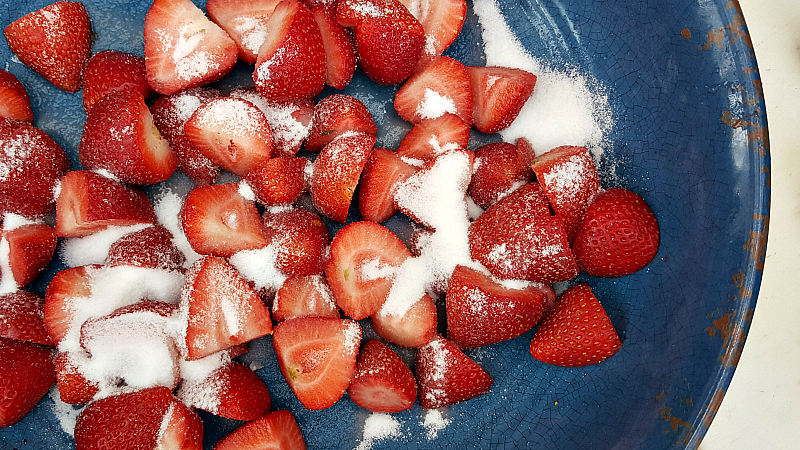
[0,69,33,122]
[273,274,340,322]
[3,1,92,92]
[106,225,186,271]
[415,334,493,409]
[530,283,622,367]
[466,66,537,134]
[371,292,437,348]
[178,361,271,421]
[79,89,177,185]
[394,56,472,125]
[325,221,411,320]
[398,0,467,72]
[82,50,155,113]
[0,337,56,428]
[213,409,306,450]
[310,133,375,223]
[55,351,100,405]
[144,0,239,95]
[469,142,533,209]
[348,339,417,413]
[262,208,331,277]
[353,11,425,85]
[43,265,100,346]
[243,156,310,207]
[309,6,356,90]
[358,147,418,223]
[181,183,268,258]
[272,317,361,410]
[3,223,57,288]
[206,0,281,64]
[305,94,377,152]
[396,113,470,165]
[0,291,53,346]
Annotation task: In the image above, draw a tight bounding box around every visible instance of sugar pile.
[355,413,404,450]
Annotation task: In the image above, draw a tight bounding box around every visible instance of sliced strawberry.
[336,0,407,28]
[0,69,33,122]
[468,142,533,209]
[144,0,238,95]
[358,147,417,223]
[415,334,493,409]
[106,225,186,270]
[55,171,157,238]
[310,133,375,222]
[213,409,306,450]
[254,0,326,102]
[348,339,416,412]
[55,351,99,405]
[82,50,155,113]
[371,292,436,348]
[43,265,99,346]
[3,1,92,92]
[182,256,273,360]
[79,89,177,185]
[272,317,361,410]
[515,136,537,165]
[394,56,472,125]
[156,392,205,450]
[352,9,425,85]
[572,188,660,277]
[398,0,467,72]
[0,291,53,346]
[466,66,537,134]
[309,6,356,90]
[305,94,377,152]
[469,182,579,282]
[0,337,56,427]
[395,113,470,164]
[262,208,331,276]
[181,183,268,258]
[206,0,281,64]
[272,274,340,322]
[243,157,310,206]
[325,221,410,320]
[4,222,57,288]
[178,361,271,421]
[530,283,622,366]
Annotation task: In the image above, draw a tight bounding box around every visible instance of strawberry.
[43,265,99,346]
[310,133,375,222]
[212,409,306,450]
[309,6,356,90]
[371,292,437,348]
[358,147,417,223]
[0,291,53,346]
[79,89,177,185]
[415,334,493,409]
[335,0,407,27]
[515,136,537,165]
[395,113,470,164]
[0,119,70,217]
[325,221,411,320]
[55,351,99,405]
[530,283,622,367]
[0,69,33,122]
[262,208,331,276]
[0,337,56,427]
[3,1,92,92]
[398,0,467,72]
[82,50,155,113]
[352,7,425,85]
[55,171,157,238]
[272,274,340,322]
[445,265,547,348]
[394,56,472,125]
[144,0,238,95]
[181,256,273,360]
[3,222,57,288]
[572,188,660,277]
[347,339,416,412]
[183,96,274,176]
[272,317,361,410]
[181,183,268,258]
[468,182,579,282]
[74,386,203,450]
[105,225,186,270]
[468,142,533,209]
[206,0,281,64]
[243,156,310,207]
[466,66,537,134]
[305,94,377,152]
[531,145,600,243]
[178,361,271,421]
[254,0,326,102]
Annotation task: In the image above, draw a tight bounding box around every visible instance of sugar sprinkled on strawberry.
[59,224,153,267]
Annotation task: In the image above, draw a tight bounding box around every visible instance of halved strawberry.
[213,409,306,450]
[395,113,470,164]
[305,94,377,152]
[206,0,281,64]
[254,0,326,102]
[466,66,537,134]
[43,265,99,346]
[352,8,425,85]
[55,351,99,405]
[82,50,155,113]
[358,147,417,223]
[0,337,56,427]
[309,6,356,89]
[515,136,537,165]
[272,317,361,410]
[3,222,57,288]
[80,89,177,185]
[530,283,622,367]
[310,133,375,222]
[181,256,273,360]
[55,171,157,238]
[0,69,33,122]
[398,0,467,72]
[0,291,53,346]
[394,56,472,125]
[335,0,407,28]
[348,339,416,412]
[181,183,268,258]
[415,334,493,409]
[273,274,340,322]
[3,1,92,92]
[230,88,315,157]
[243,157,310,206]
[106,225,186,270]
[262,208,331,276]
[468,142,533,209]
[178,361,271,421]
[144,0,238,95]
[371,292,436,348]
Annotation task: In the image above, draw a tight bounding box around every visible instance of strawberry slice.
[3,222,57,288]
[394,56,472,125]
[0,291,53,346]
[466,66,537,134]
[178,361,271,421]
[43,265,99,346]
[335,0,407,28]
[262,208,331,276]
[358,147,418,223]
[3,1,92,92]
[371,292,437,348]
[309,6,356,90]
[181,183,268,258]
[243,156,310,207]
[55,351,99,405]
[0,69,33,122]
[468,142,533,209]
[79,89,177,185]
[106,225,186,270]
[272,317,361,410]
[213,409,306,450]
[310,133,375,223]
[395,112,470,164]
[352,7,425,85]
[0,337,56,427]
[305,94,377,152]
[206,0,281,64]
[55,171,158,238]
[530,283,622,367]
[398,0,467,72]
[181,256,273,360]
[272,274,340,322]
[254,0,326,102]
[572,188,660,277]
[82,50,155,113]
[347,339,416,413]
[415,334,493,409]
[325,221,411,320]
[144,0,238,95]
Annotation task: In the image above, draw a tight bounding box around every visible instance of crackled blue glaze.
[0,0,768,449]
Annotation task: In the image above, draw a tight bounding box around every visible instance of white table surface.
[699,1,800,449]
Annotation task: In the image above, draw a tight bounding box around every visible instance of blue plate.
[0,0,769,448]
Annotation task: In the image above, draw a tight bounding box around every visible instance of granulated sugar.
[422,409,451,440]
[49,387,83,437]
[60,223,152,267]
[355,413,404,450]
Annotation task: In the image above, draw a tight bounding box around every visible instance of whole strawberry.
[572,187,659,277]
